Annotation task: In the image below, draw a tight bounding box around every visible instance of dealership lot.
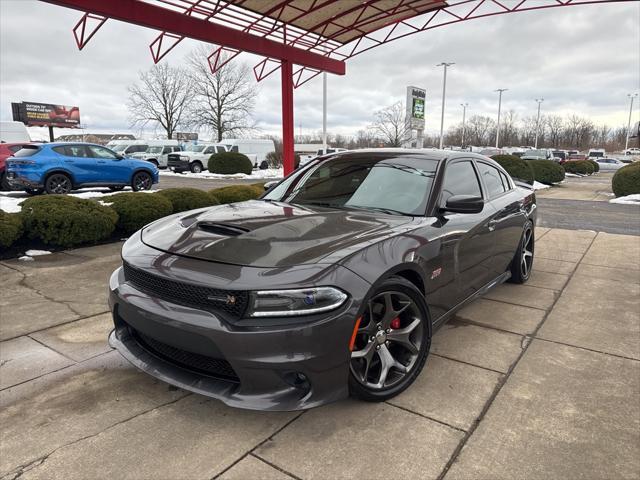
[1,227,638,480]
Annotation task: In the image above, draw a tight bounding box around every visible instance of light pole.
[322,72,328,151]
[626,93,638,151]
[437,62,454,149]
[460,103,468,148]
[495,88,508,148]
[534,98,544,149]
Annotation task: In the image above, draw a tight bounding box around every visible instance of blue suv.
[6,143,159,195]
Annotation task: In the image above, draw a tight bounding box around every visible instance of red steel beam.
[281,60,295,176]
[40,0,346,75]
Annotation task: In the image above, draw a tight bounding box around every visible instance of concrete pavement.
[1,228,639,480]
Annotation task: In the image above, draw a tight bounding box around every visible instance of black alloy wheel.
[190,161,203,173]
[45,173,72,194]
[349,277,430,401]
[132,172,152,191]
[509,222,534,284]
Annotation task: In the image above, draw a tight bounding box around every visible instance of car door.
[87,145,130,184]
[431,159,497,309]
[56,144,97,184]
[475,161,526,278]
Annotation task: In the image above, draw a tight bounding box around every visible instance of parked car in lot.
[624,147,640,155]
[522,149,556,161]
[167,143,230,173]
[6,143,159,195]
[587,148,606,160]
[106,139,150,157]
[595,157,625,171]
[1,142,31,190]
[108,149,537,411]
[563,153,587,164]
[131,141,182,168]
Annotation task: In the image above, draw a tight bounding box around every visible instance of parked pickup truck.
[131,144,182,168]
[167,143,230,173]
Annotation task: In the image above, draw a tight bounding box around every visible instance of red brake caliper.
[390,317,401,329]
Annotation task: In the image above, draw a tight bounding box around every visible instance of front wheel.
[509,222,534,284]
[190,161,203,173]
[45,173,72,194]
[349,276,431,402]
[131,171,152,191]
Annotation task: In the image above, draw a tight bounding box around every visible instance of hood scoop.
[196,222,250,237]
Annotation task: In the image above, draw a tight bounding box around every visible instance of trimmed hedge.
[158,188,218,213]
[0,211,23,250]
[563,160,594,175]
[588,160,599,173]
[612,162,640,197]
[528,159,565,185]
[208,152,253,175]
[20,195,117,248]
[209,185,262,204]
[106,192,173,234]
[491,155,534,184]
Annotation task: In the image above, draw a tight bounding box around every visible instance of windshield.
[590,151,604,157]
[111,144,127,152]
[524,150,546,157]
[264,155,437,216]
[184,144,206,152]
[147,146,163,154]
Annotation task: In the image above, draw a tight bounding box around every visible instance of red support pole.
[281,59,295,176]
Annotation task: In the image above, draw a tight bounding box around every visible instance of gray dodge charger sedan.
[108,149,536,411]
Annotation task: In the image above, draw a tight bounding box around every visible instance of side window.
[216,146,226,153]
[8,145,23,153]
[499,171,512,191]
[52,146,67,155]
[61,145,89,158]
[162,147,171,155]
[204,147,215,154]
[88,146,118,159]
[477,162,507,199]
[440,161,482,205]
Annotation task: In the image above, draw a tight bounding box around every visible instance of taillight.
[8,160,37,166]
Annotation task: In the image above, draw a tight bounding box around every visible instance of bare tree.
[128,63,192,139]
[545,115,563,148]
[369,102,411,147]
[187,46,258,142]
[466,115,496,146]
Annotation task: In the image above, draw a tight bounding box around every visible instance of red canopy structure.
[42,0,631,174]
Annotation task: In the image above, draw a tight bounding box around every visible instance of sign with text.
[12,101,80,128]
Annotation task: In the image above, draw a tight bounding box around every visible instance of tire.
[190,161,203,174]
[148,160,159,168]
[45,173,72,194]
[0,172,11,191]
[131,171,152,191]
[508,221,534,284]
[349,276,431,402]
[25,188,44,196]
[109,186,125,192]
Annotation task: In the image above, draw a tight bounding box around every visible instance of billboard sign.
[405,87,426,130]
[12,101,80,128]
[176,132,199,141]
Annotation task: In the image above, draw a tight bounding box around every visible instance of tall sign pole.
[460,103,468,147]
[534,98,544,149]
[495,88,508,148]
[626,93,638,151]
[437,62,454,149]
[322,72,328,151]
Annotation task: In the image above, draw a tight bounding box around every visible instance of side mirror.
[264,180,279,191]
[115,154,124,160]
[443,195,484,214]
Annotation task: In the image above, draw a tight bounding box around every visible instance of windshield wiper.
[346,205,413,216]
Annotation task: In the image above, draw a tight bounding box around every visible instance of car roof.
[336,148,501,165]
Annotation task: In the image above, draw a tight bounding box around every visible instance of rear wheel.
[190,161,203,173]
[45,173,72,194]
[131,171,152,191]
[349,277,431,402]
[509,222,534,284]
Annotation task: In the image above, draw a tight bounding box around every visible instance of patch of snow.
[18,256,34,262]
[98,201,114,207]
[159,168,283,180]
[610,194,640,205]
[25,249,51,256]
[564,172,582,177]
[0,188,160,213]
[532,181,550,190]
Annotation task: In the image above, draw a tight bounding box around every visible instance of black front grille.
[132,328,239,382]
[123,263,248,319]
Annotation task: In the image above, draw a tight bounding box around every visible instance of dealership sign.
[12,101,81,128]
[406,87,426,131]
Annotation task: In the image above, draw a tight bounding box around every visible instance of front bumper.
[108,237,369,411]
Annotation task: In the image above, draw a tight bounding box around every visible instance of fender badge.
[431,267,442,280]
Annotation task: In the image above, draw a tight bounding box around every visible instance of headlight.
[180,155,190,161]
[246,287,348,317]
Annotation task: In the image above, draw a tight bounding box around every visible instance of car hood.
[141,200,415,267]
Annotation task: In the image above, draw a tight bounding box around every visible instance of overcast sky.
[1,0,639,141]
